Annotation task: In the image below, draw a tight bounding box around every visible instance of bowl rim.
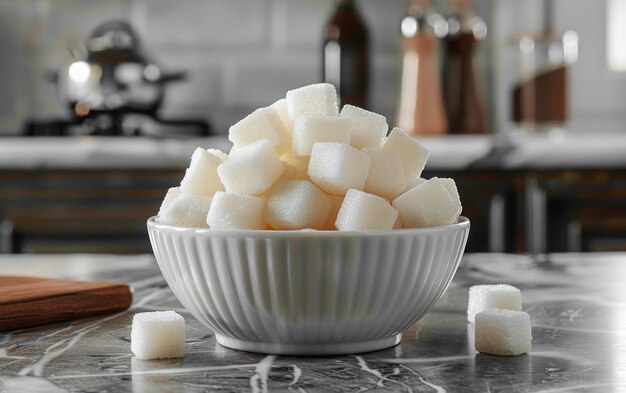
[147,215,470,238]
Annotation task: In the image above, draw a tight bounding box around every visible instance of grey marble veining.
[0,253,625,392]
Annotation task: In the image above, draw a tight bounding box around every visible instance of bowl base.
[215,333,402,356]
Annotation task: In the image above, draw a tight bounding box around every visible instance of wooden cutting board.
[0,276,133,331]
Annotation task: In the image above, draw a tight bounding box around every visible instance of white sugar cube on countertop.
[474,309,532,356]
[131,311,185,360]
[467,284,522,323]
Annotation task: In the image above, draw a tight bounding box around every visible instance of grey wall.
[0,0,411,135]
[0,0,623,135]
[490,0,626,134]
[553,0,626,133]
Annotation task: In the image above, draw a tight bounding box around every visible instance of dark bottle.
[322,0,369,108]
[442,0,487,134]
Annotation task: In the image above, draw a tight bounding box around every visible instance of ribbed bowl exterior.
[147,217,470,355]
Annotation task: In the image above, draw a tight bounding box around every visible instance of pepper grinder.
[396,0,448,136]
[442,0,488,134]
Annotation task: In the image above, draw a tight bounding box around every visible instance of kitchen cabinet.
[530,170,626,252]
[0,169,181,253]
[1,135,626,253]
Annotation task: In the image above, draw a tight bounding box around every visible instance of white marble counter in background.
[0,133,625,171]
[0,137,231,170]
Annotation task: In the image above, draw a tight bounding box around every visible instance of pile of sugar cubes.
[157,83,462,231]
[468,284,532,356]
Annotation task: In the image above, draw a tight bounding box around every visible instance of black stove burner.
[25,113,211,137]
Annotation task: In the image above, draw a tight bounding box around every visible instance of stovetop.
[24,113,211,137]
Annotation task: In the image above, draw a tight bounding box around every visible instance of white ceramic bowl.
[147,216,470,355]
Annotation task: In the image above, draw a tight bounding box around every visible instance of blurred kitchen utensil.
[26,20,210,137]
[57,21,183,116]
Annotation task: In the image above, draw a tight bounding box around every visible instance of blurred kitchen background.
[1,0,626,254]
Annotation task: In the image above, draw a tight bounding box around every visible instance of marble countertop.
[2,132,626,171]
[0,137,232,170]
[0,252,625,392]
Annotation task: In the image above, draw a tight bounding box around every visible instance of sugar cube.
[437,177,461,207]
[405,175,426,191]
[159,194,212,228]
[362,148,406,200]
[340,104,388,149]
[255,188,272,202]
[286,83,339,122]
[269,98,293,140]
[180,148,225,196]
[393,216,403,229]
[382,128,429,179]
[335,189,398,231]
[292,116,351,156]
[228,107,288,154]
[158,187,182,216]
[207,148,228,162]
[280,161,298,180]
[131,311,185,360]
[207,191,266,230]
[280,153,310,180]
[265,180,331,230]
[474,309,532,356]
[322,194,344,230]
[217,139,284,195]
[392,178,461,227]
[308,142,371,195]
[467,284,522,323]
